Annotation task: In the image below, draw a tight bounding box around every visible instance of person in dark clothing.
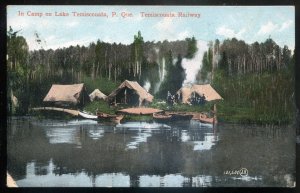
[202,94,206,105]
[167,91,174,106]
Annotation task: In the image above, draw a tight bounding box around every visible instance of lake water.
[7,117,295,187]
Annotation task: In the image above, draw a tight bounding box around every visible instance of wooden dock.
[31,107,79,116]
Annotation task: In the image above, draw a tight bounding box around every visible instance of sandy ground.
[7,173,17,187]
[118,107,163,115]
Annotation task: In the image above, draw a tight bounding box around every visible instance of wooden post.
[213,103,217,124]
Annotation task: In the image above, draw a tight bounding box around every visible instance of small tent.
[89,89,107,101]
[43,83,90,107]
[107,80,153,106]
[176,84,222,104]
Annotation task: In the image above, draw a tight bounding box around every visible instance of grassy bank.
[149,99,212,112]
[123,115,153,122]
[83,101,116,114]
[30,110,74,120]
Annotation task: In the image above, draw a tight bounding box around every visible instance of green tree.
[158,51,186,98]
[7,26,29,114]
[185,36,197,58]
[95,40,104,79]
[132,31,144,79]
[197,44,213,83]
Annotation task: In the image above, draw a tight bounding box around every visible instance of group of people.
[191,93,206,105]
[166,91,177,106]
[166,91,207,106]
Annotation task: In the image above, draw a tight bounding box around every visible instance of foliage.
[83,76,120,96]
[149,99,213,113]
[193,37,296,125]
[218,37,291,75]
[139,59,160,94]
[123,115,153,122]
[185,36,198,58]
[213,67,295,125]
[30,110,74,120]
[197,45,213,82]
[157,51,186,98]
[7,27,30,115]
[83,100,116,114]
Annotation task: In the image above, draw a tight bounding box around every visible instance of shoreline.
[7,114,294,126]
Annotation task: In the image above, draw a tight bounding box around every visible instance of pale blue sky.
[7,5,295,51]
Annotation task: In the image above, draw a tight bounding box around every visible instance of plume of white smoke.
[181,40,208,85]
[143,80,151,92]
[154,56,166,93]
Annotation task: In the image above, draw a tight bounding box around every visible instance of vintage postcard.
[6,5,295,187]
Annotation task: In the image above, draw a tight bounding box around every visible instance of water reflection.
[87,127,105,140]
[193,133,218,151]
[41,119,217,152]
[16,159,265,187]
[126,131,152,150]
[191,175,213,187]
[116,121,171,129]
[7,118,295,187]
[45,127,81,145]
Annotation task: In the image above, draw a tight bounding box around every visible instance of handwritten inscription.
[224,168,249,177]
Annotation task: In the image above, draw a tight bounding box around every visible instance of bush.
[83,100,115,114]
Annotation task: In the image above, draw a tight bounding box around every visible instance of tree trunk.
[114,51,117,83]
[92,62,95,80]
[108,63,111,80]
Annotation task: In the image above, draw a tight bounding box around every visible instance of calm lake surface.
[7,117,295,187]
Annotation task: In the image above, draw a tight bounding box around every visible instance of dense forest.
[198,38,295,124]
[7,27,295,124]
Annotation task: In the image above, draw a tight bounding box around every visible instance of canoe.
[97,112,124,123]
[168,113,193,121]
[153,112,193,122]
[79,111,98,119]
[153,113,172,122]
[196,113,214,124]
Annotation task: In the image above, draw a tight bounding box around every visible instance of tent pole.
[125,89,127,104]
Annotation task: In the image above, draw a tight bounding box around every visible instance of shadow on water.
[7,117,295,187]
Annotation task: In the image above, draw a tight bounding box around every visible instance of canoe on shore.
[153,113,172,122]
[153,112,193,122]
[169,113,193,121]
[166,111,216,124]
[97,112,124,123]
[78,111,98,119]
[191,112,215,124]
[198,116,214,124]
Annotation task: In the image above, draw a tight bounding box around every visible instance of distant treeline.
[28,33,190,84]
[198,38,293,83]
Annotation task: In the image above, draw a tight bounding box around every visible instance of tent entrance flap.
[115,87,139,106]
